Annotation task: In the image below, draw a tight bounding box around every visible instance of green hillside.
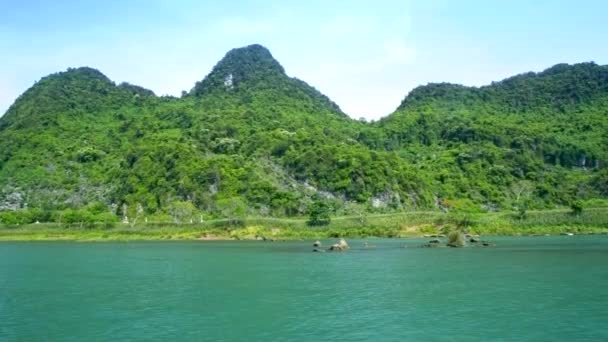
[0,44,606,224]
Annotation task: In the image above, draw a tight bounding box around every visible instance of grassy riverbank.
[1,208,607,241]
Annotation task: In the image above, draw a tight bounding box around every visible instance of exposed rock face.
[434,196,449,213]
[0,187,24,211]
[224,74,234,89]
[371,191,402,209]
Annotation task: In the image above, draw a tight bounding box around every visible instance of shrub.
[515,200,529,220]
[570,200,583,216]
[0,209,44,225]
[447,231,465,247]
[75,147,104,162]
[0,211,22,225]
[584,198,608,208]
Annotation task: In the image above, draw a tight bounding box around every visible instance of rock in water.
[313,240,321,247]
[363,241,377,249]
[328,244,342,251]
[329,238,350,251]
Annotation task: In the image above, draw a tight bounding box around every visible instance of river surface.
[1,236,607,341]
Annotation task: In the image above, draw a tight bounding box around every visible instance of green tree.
[307,198,332,226]
[217,197,247,225]
[167,201,196,223]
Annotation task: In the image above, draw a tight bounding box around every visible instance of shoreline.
[1,208,607,242]
[1,227,606,242]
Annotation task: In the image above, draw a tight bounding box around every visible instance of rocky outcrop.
[0,188,24,211]
[328,238,349,251]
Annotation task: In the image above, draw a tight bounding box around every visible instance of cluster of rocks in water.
[313,239,349,252]
[311,236,495,252]
[421,234,495,248]
[468,237,495,247]
[254,235,496,251]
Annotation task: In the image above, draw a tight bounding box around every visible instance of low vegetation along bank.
[0,208,606,241]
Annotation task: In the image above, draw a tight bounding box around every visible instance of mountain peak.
[190,44,286,96]
[1,66,126,128]
[61,67,112,82]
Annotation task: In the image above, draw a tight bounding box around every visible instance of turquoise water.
[1,236,607,341]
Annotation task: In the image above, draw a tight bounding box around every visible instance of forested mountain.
[0,44,606,222]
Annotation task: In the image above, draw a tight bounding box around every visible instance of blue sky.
[1,0,607,120]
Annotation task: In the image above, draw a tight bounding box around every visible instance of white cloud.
[301,37,416,81]
[384,38,416,64]
[218,17,277,36]
[319,15,376,39]
[312,13,416,75]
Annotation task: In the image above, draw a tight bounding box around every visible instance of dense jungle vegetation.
[1,44,606,225]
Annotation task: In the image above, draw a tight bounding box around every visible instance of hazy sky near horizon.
[1,0,607,120]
